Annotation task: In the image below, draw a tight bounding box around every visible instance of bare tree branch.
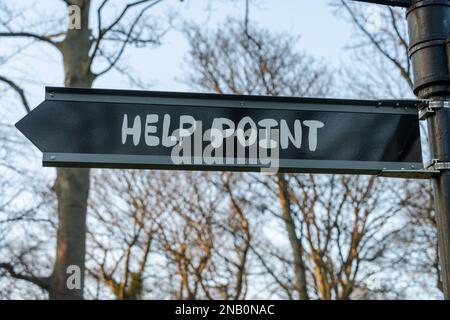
[0,76,30,113]
[0,32,61,50]
[0,263,50,291]
[89,0,162,73]
[93,0,163,77]
[340,0,413,88]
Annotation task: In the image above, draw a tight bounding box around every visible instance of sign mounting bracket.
[425,159,450,172]
[419,100,450,120]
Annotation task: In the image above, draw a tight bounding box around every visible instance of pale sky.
[98,0,354,90]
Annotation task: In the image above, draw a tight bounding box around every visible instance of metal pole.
[407,0,450,299]
[428,105,450,299]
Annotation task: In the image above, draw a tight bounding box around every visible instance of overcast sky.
[98,0,354,90]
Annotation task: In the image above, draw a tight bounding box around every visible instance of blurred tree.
[0,0,169,299]
[87,169,164,300]
[184,19,405,299]
[87,169,255,300]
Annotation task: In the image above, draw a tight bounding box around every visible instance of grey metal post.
[407,0,450,299]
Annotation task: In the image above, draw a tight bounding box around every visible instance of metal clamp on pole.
[425,158,450,171]
[419,100,450,120]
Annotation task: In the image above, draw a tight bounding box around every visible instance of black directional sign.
[16,87,423,175]
[351,0,412,7]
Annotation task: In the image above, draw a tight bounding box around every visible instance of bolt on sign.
[16,87,423,175]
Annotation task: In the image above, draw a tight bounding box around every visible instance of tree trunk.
[50,168,90,299]
[49,0,94,299]
[277,173,309,300]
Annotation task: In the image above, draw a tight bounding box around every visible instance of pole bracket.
[419,100,450,120]
[425,158,450,171]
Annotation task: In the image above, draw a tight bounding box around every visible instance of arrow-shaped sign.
[16,87,423,175]
[351,0,412,7]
